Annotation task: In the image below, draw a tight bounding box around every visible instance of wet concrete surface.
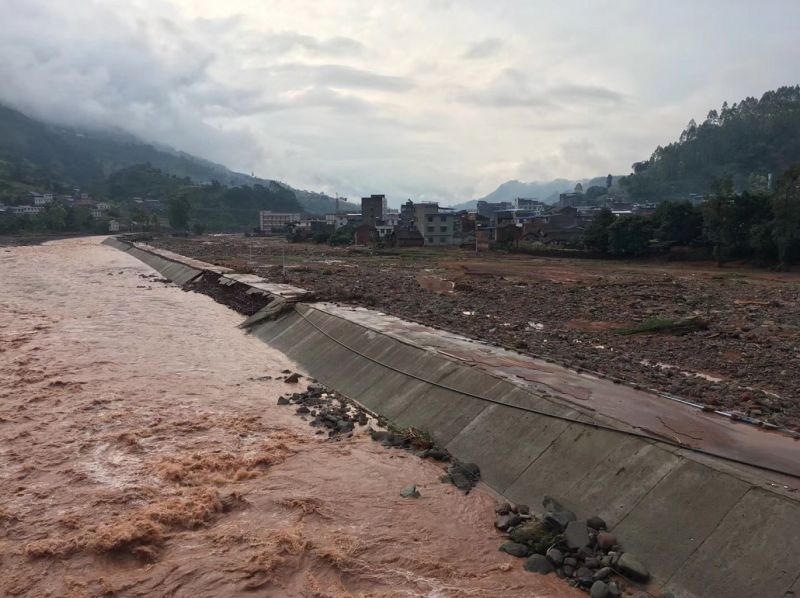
[310,303,800,482]
[0,237,580,597]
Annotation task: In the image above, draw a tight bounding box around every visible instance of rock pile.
[495,496,652,597]
[275,381,481,492]
[276,382,368,438]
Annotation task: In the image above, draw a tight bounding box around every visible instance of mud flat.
[0,238,578,597]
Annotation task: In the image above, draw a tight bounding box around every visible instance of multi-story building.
[412,202,458,245]
[360,194,386,226]
[260,211,302,233]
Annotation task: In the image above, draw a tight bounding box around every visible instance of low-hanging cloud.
[1,0,798,204]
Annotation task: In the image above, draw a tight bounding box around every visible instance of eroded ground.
[151,236,800,431]
[0,238,578,597]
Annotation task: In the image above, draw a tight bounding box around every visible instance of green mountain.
[621,85,800,200]
[0,103,355,214]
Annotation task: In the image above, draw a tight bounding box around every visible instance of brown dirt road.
[0,238,579,597]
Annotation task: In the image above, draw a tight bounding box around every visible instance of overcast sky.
[2,0,799,204]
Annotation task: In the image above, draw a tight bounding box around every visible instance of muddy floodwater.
[0,238,578,597]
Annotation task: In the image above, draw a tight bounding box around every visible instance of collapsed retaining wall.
[106,237,800,598]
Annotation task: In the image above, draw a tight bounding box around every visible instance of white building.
[11,205,43,215]
[260,210,302,233]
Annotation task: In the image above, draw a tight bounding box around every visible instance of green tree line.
[621,86,800,200]
[585,167,800,269]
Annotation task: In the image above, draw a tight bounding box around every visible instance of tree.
[582,208,615,253]
[771,166,800,270]
[606,174,613,189]
[168,196,191,230]
[40,201,67,231]
[607,215,653,256]
[653,201,702,245]
[585,186,607,201]
[574,183,584,193]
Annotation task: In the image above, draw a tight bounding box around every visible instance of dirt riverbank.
[150,235,800,432]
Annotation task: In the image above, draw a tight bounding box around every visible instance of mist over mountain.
[453,175,624,209]
[0,104,356,214]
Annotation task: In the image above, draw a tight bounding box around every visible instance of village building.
[259,210,302,233]
[360,194,386,226]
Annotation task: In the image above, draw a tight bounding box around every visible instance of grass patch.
[617,317,708,336]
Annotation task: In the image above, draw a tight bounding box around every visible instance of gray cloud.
[1,0,799,205]
[259,32,365,57]
[267,63,415,92]
[462,37,504,60]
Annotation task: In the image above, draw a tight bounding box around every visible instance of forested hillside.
[621,86,800,199]
[0,104,345,214]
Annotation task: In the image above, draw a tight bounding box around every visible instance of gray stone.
[617,553,649,582]
[336,420,354,433]
[499,541,530,558]
[564,557,578,567]
[563,565,575,577]
[593,566,613,581]
[606,581,621,598]
[590,581,609,598]
[546,547,564,566]
[542,495,577,530]
[565,520,590,550]
[523,554,554,575]
[495,513,522,530]
[587,516,607,531]
[545,510,576,530]
[277,396,290,405]
[399,484,420,498]
[584,557,600,569]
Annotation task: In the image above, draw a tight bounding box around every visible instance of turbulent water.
[0,238,577,597]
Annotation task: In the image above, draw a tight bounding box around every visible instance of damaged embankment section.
[104,237,800,598]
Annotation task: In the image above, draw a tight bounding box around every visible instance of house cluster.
[261,195,464,247]
[259,190,655,249]
[0,190,111,218]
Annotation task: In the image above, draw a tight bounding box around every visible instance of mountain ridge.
[0,103,357,214]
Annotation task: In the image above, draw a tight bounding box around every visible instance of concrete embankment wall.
[102,237,203,285]
[106,238,800,598]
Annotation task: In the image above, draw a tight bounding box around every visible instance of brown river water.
[0,238,579,597]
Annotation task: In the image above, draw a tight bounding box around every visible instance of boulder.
[499,541,530,558]
[617,553,650,582]
[523,554,554,575]
[564,520,590,550]
[495,513,522,531]
[587,516,607,530]
[590,581,609,598]
[593,566,613,581]
[277,397,290,405]
[607,581,621,598]
[546,547,564,566]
